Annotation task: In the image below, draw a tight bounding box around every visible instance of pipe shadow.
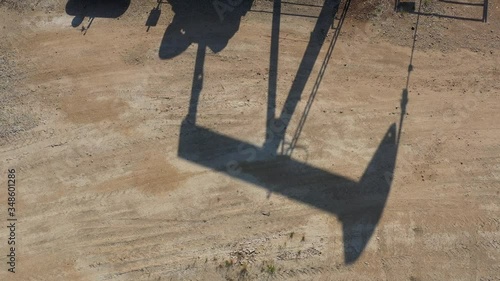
[409,11,484,22]
[439,0,484,6]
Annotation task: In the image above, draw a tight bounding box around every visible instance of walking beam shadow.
[161,0,399,264]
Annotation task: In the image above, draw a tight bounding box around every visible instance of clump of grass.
[225,259,234,267]
[239,263,248,277]
[260,261,277,275]
[266,264,276,275]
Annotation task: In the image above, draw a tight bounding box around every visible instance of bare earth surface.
[1,0,499,280]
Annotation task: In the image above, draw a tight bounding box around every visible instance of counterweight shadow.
[158,0,253,59]
[65,0,131,28]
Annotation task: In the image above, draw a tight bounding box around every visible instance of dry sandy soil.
[1,0,499,280]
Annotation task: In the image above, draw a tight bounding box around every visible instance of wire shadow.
[398,0,422,143]
[286,0,350,156]
[160,0,399,264]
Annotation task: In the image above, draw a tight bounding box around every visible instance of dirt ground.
[1,0,499,280]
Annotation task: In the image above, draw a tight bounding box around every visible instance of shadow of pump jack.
[159,0,400,264]
[65,0,402,264]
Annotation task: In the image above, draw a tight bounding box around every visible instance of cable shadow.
[168,0,399,264]
[398,0,422,143]
[286,0,350,156]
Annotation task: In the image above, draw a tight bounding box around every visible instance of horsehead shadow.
[160,0,399,264]
[65,0,131,28]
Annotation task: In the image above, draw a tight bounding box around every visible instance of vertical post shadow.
[266,0,281,148]
[185,43,206,125]
[483,0,488,22]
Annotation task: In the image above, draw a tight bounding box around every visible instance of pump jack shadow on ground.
[160,0,399,264]
[178,122,397,264]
